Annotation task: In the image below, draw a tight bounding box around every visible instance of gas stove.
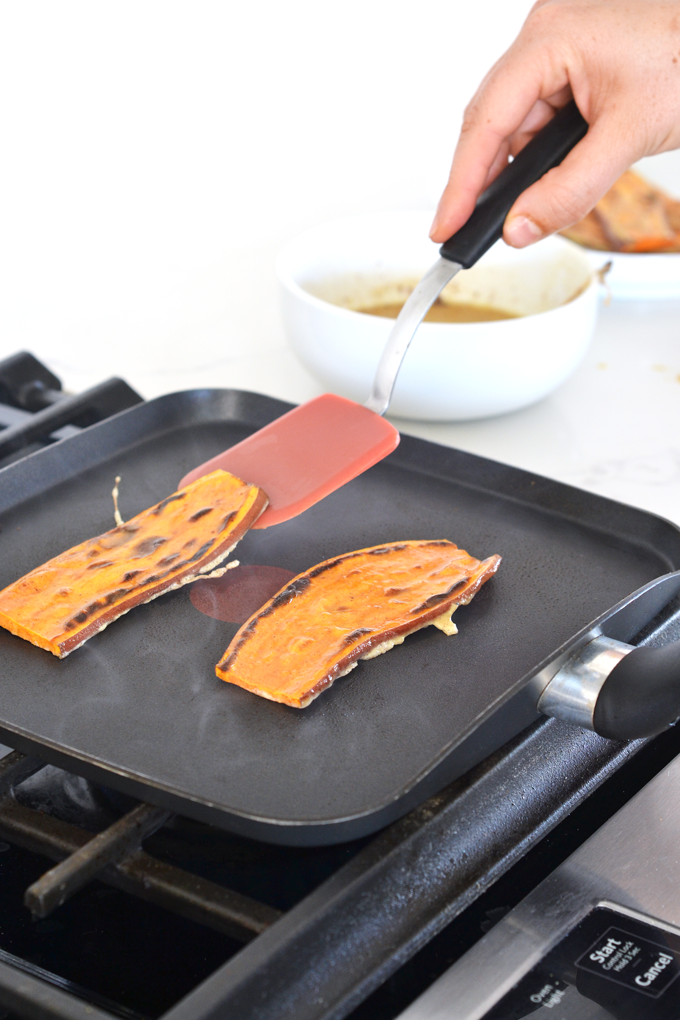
[0,351,679,1020]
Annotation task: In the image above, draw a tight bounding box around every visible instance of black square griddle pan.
[1,389,679,846]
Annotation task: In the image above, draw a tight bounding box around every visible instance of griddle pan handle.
[538,632,680,740]
[593,642,680,740]
[439,100,588,270]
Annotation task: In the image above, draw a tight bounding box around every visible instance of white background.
[0,0,536,397]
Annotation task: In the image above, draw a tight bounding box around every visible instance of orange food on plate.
[560,209,611,252]
[216,539,501,708]
[561,170,680,253]
[0,469,267,658]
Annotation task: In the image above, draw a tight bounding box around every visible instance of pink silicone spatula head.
[179,394,399,528]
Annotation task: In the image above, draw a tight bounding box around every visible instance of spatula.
[181,101,588,527]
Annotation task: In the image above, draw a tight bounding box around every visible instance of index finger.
[429,63,569,241]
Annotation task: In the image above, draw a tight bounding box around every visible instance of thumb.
[503,118,638,247]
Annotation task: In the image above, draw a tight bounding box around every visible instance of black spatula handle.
[439,99,588,269]
[593,641,680,740]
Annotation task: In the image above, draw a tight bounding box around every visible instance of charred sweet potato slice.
[596,170,676,250]
[561,170,680,252]
[560,209,610,251]
[0,469,267,657]
[216,540,501,708]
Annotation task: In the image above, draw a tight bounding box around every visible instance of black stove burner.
[0,759,369,1019]
[14,768,126,833]
[0,723,678,1020]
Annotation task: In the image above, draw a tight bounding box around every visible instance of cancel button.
[576,926,680,999]
[635,951,674,989]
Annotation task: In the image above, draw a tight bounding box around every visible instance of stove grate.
[0,718,656,1020]
[0,753,280,945]
[0,351,142,468]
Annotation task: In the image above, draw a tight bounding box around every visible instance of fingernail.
[429,211,441,239]
[505,215,544,248]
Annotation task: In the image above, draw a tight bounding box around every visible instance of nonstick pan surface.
[0,390,678,845]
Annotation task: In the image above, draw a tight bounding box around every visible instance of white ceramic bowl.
[579,246,680,300]
[277,211,599,422]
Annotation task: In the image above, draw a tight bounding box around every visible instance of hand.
[429,0,680,248]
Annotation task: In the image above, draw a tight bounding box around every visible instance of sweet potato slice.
[664,198,680,234]
[216,540,501,708]
[0,469,268,657]
[596,170,676,250]
[561,209,610,251]
[562,170,680,252]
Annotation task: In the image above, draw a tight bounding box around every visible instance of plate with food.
[561,169,680,299]
[0,389,678,844]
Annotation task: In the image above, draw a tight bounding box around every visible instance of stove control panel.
[397,754,680,1020]
[483,905,680,1018]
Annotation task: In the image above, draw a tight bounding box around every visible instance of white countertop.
[400,297,680,527]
